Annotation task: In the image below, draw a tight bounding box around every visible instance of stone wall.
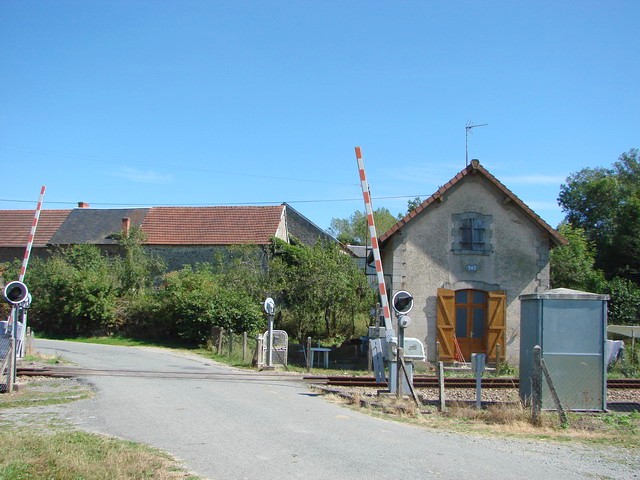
[381,174,553,363]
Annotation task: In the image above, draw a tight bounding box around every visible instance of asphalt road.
[35,339,637,480]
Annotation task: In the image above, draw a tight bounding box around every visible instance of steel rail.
[17,366,305,383]
[17,368,640,389]
[304,375,640,390]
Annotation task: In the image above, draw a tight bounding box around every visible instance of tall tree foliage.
[268,238,375,342]
[111,226,165,295]
[558,149,640,279]
[329,207,399,245]
[550,223,605,291]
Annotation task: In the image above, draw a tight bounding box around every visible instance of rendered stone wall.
[381,174,552,363]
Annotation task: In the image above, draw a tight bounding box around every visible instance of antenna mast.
[465,121,488,166]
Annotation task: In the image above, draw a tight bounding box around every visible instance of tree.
[558,148,640,278]
[406,197,423,213]
[112,226,165,294]
[268,238,375,342]
[605,277,640,326]
[27,245,119,336]
[550,223,605,292]
[329,207,399,245]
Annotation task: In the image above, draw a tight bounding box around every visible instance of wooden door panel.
[487,290,506,361]
[436,288,455,361]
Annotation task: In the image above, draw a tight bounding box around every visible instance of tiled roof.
[50,208,150,245]
[0,210,72,247]
[380,161,567,246]
[141,205,286,245]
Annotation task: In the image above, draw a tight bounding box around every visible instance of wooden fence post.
[217,328,224,355]
[306,337,312,373]
[541,358,569,427]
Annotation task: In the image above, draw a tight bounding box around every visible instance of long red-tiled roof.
[140,205,286,245]
[380,162,566,246]
[0,210,72,247]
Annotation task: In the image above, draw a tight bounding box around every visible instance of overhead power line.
[0,194,431,208]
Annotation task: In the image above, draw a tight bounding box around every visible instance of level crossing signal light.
[392,290,413,315]
[3,281,29,305]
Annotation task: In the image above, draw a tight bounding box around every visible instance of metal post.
[475,361,482,409]
[267,314,274,367]
[532,345,542,426]
[255,335,264,368]
[228,329,233,357]
[396,348,403,399]
[242,331,247,362]
[7,337,15,394]
[11,306,18,388]
[438,361,446,412]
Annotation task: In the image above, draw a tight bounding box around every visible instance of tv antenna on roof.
[465,121,488,166]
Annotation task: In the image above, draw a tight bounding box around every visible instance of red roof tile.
[0,210,72,247]
[141,205,286,245]
[380,162,566,246]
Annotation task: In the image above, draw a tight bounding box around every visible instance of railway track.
[16,366,302,383]
[305,375,640,390]
[17,367,640,389]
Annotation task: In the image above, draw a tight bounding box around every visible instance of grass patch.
[326,391,640,449]
[0,425,199,479]
[0,374,201,479]
[0,378,92,410]
[47,335,187,349]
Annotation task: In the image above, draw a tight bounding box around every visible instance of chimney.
[77,201,90,208]
[122,217,131,237]
[470,159,480,169]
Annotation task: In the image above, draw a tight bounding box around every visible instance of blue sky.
[1,1,638,233]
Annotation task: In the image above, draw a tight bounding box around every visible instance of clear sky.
[1,1,638,234]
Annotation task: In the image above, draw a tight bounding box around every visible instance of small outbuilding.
[378,160,566,364]
[519,288,609,411]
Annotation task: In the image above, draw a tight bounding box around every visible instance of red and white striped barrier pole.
[354,147,393,335]
[18,185,46,282]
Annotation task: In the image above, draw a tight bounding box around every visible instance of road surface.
[35,339,638,480]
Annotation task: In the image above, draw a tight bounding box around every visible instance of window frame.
[452,212,493,255]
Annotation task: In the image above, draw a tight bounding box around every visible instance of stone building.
[378,160,565,363]
[0,203,334,272]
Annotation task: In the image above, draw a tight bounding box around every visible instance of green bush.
[156,265,264,345]
[606,277,640,326]
[27,245,118,336]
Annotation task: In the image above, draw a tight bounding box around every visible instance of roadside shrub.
[116,290,173,340]
[26,245,118,336]
[156,265,264,345]
[605,276,640,326]
[268,238,376,342]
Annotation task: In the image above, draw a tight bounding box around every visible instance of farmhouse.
[0,203,334,271]
[378,160,565,364]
